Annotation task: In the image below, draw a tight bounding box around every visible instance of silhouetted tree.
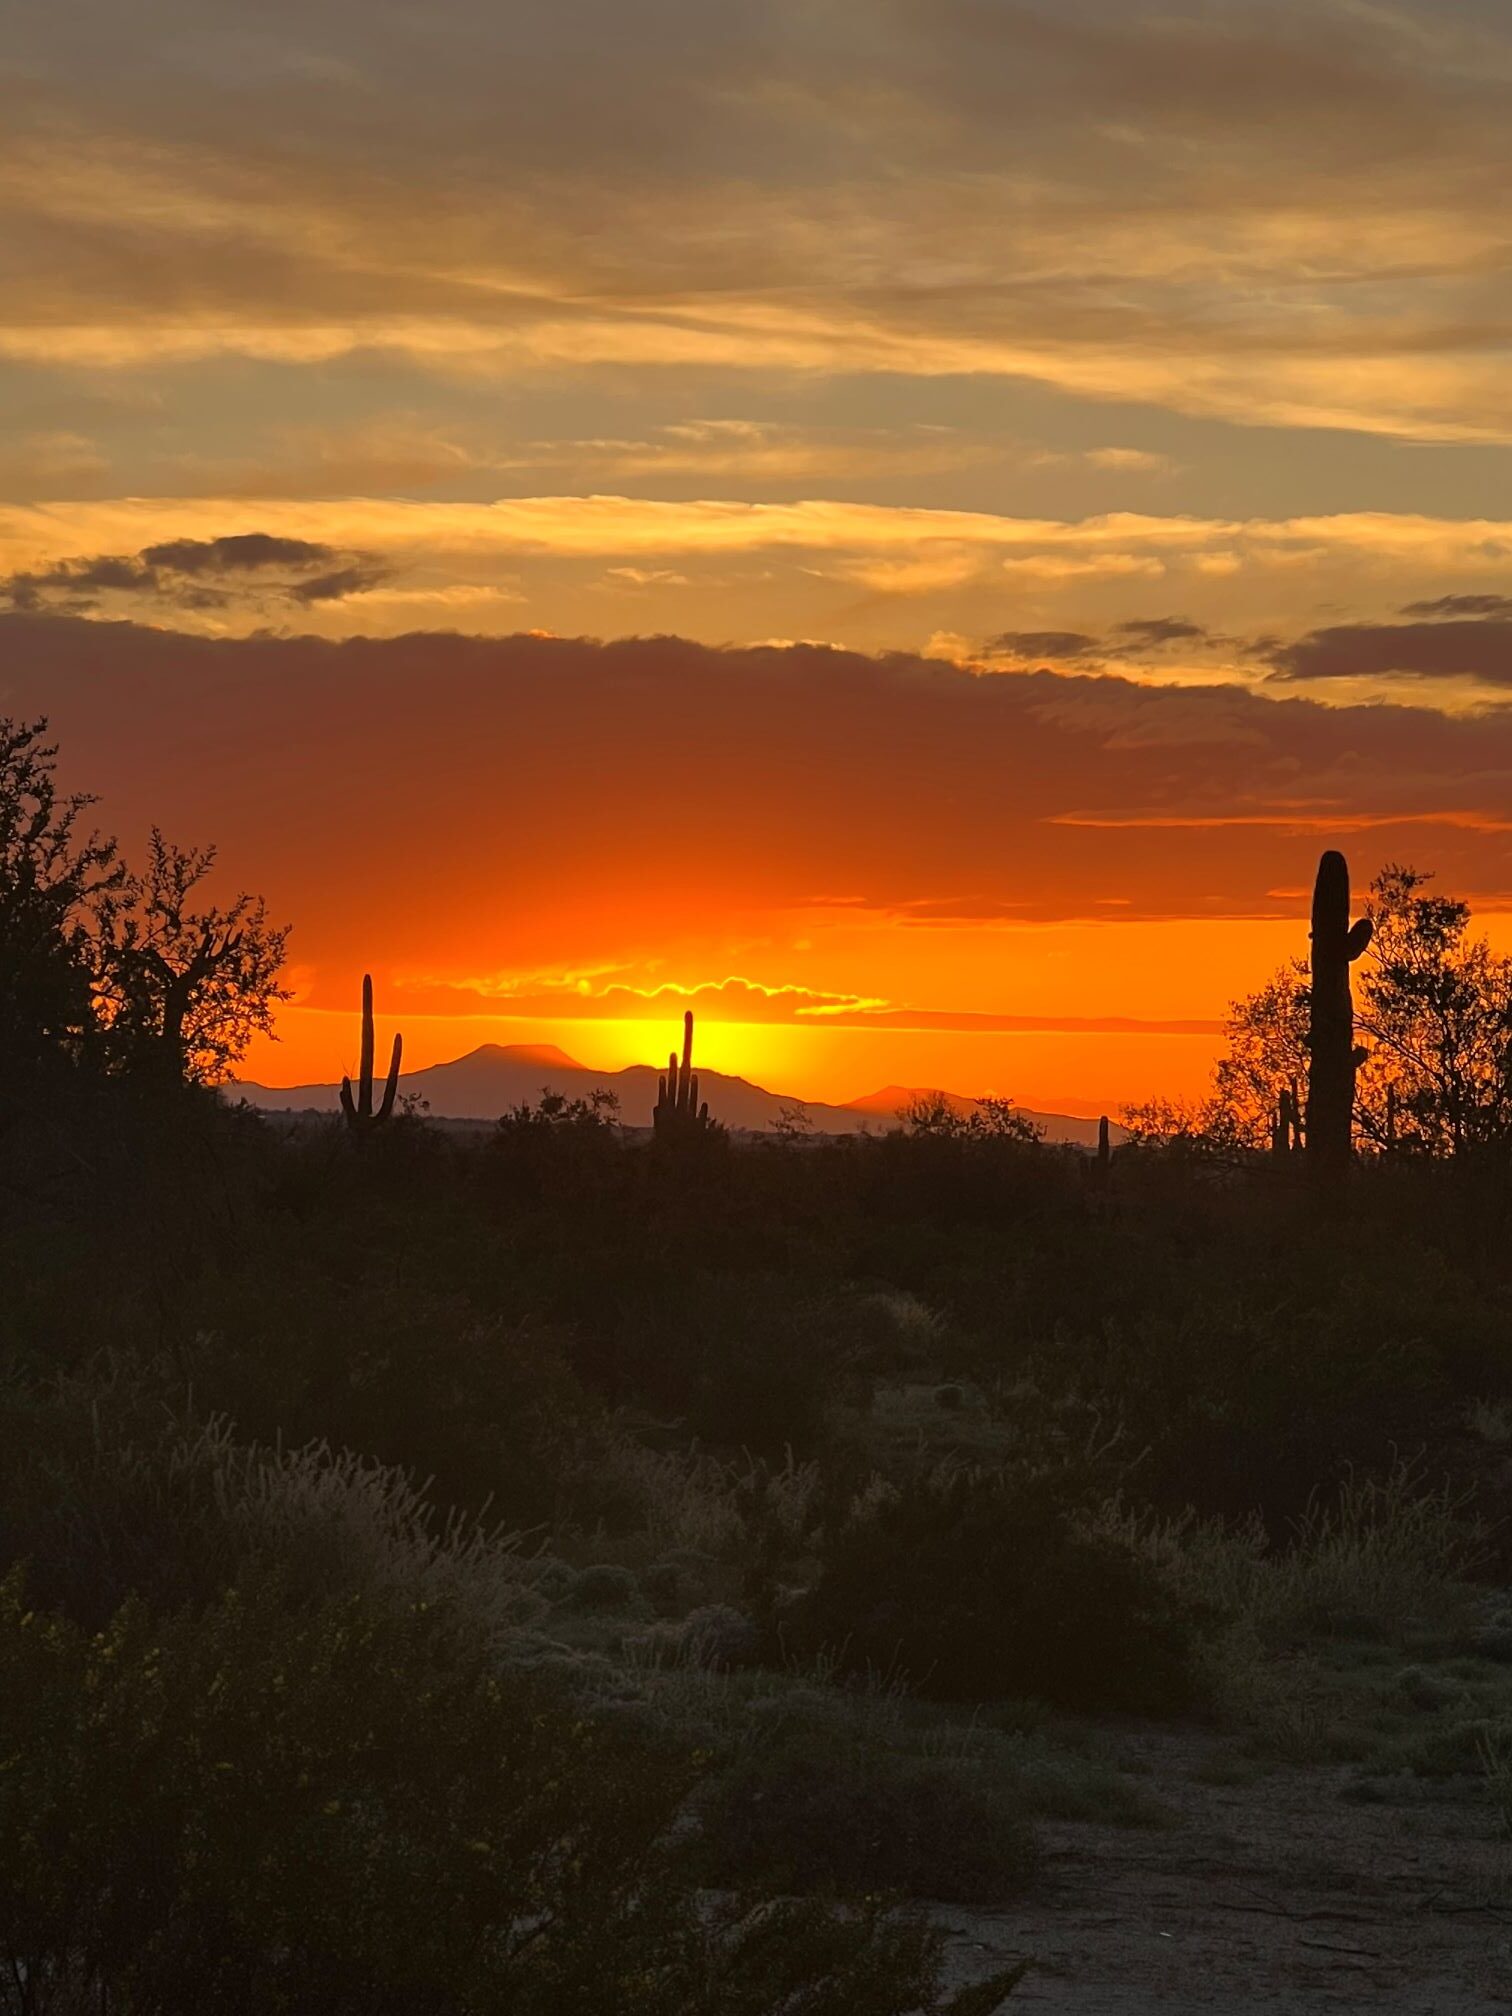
[1357,865,1512,1154]
[1128,863,1512,1158]
[902,1091,1042,1143]
[0,716,123,1071]
[103,830,290,1085]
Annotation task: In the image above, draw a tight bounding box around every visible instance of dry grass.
[1099,1457,1485,1652]
[586,1433,822,1559]
[211,1428,547,1639]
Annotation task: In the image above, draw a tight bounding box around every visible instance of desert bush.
[678,1602,764,1670]
[593,1273,847,1454]
[695,1728,1038,1904]
[564,1563,649,1614]
[1102,1458,1485,1652]
[782,1469,1206,1713]
[0,1571,1009,2016]
[1272,1461,1486,1636]
[0,1366,555,1644]
[183,1258,600,1525]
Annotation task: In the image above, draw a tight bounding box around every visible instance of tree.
[0,716,123,1070]
[1130,863,1512,1158]
[103,831,291,1085]
[1356,865,1512,1154]
[902,1091,1043,1144]
[1208,964,1310,1153]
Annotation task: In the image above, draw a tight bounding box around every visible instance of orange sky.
[9,620,1512,1111]
[5,0,1512,1111]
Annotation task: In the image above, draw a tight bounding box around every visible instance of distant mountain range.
[229,1043,1119,1147]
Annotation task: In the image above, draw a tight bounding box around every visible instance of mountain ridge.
[230,1042,1121,1147]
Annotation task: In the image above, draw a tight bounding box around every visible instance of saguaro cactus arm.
[377,1030,402,1120]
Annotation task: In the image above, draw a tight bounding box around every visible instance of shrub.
[565,1563,649,1614]
[677,1602,763,1670]
[0,1572,1005,2016]
[783,1470,1206,1713]
[695,1729,1037,1904]
[0,1369,544,1641]
[185,1261,599,1526]
[1101,1458,1485,1652]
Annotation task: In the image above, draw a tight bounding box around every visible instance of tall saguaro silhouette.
[340,973,402,1132]
[654,1009,713,1140]
[1307,851,1372,1179]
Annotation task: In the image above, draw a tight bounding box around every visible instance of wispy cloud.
[2,1,1510,440]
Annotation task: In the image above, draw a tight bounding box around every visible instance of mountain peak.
[446,1042,585,1071]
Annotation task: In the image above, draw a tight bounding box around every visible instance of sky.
[3,0,1512,1111]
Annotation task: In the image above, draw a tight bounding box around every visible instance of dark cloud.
[1113,617,1210,650]
[5,613,1512,994]
[139,533,347,575]
[1400,593,1512,620]
[1266,619,1512,686]
[985,630,1100,661]
[985,618,1213,664]
[287,562,392,604]
[0,535,392,616]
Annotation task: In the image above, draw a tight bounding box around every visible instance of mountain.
[229,1043,1118,1146]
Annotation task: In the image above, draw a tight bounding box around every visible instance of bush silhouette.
[784,1470,1205,1713]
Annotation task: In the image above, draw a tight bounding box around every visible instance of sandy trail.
[944,1726,1511,2012]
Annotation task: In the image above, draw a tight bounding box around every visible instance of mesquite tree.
[104,830,290,1085]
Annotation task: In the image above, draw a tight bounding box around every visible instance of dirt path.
[944,1726,1512,2012]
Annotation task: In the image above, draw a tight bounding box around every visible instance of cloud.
[8,615,1512,998]
[1400,593,1512,620]
[985,630,1101,663]
[0,431,109,494]
[411,974,891,1023]
[2,2,1510,440]
[1083,449,1174,474]
[4,497,1512,584]
[1114,617,1212,650]
[138,532,344,575]
[407,966,1226,1035]
[1266,618,1512,687]
[981,616,1231,672]
[1,532,391,614]
[157,420,1006,499]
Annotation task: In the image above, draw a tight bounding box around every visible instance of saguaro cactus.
[1272,1083,1301,1160]
[653,1010,712,1140]
[1306,850,1372,1179]
[340,973,402,1132]
[1096,1113,1111,1173]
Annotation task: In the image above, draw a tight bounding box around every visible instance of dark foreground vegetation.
[5,715,1512,2010]
[7,1077,1512,2009]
